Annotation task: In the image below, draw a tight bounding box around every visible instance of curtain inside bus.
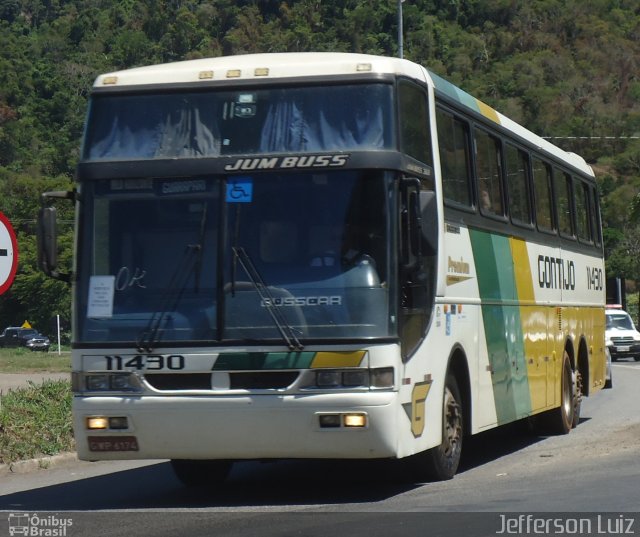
[84,84,394,160]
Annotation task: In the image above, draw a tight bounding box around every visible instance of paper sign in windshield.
[87,275,115,318]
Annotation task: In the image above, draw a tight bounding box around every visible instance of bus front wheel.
[170,459,232,487]
[413,374,464,481]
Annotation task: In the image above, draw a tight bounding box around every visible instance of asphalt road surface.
[1,362,639,537]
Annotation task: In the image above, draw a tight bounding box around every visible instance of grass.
[0,348,73,464]
[0,379,74,464]
[0,347,71,373]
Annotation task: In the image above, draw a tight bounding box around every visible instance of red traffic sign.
[0,211,18,295]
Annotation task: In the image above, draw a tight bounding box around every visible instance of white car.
[605,308,640,362]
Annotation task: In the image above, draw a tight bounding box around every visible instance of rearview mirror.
[37,206,58,275]
[37,190,76,283]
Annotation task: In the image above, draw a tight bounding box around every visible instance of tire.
[170,460,232,488]
[413,374,464,481]
[571,368,583,429]
[540,351,576,435]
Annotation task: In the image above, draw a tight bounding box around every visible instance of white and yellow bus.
[39,53,607,484]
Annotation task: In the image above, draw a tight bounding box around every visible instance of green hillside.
[1,0,639,329]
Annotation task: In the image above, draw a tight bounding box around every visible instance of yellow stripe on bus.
[510,237,548,411]
[477,100,500,124]
[310,351,367,368]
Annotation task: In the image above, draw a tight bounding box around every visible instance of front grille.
[144,371,299,391]
[229,371,298,389]
[612,337,634,344]
[145,374,211,390]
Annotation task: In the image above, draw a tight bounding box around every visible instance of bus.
[38,52,607,484]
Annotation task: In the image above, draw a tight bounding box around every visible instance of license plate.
[617,346,630,352]
[88,436,139,452]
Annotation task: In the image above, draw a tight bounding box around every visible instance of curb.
[0,452,77,476]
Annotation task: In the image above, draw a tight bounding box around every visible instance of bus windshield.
[83,84,394,160]
[77,171,396,347]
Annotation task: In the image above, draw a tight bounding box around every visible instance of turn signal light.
[318,412,368,429]
[343,413,367,428]
[86,416,129,430]
[86,417,108,430]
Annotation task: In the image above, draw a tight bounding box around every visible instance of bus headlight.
[342,370,368,387]
[80,372,142,393]
[310,368,394,389]
[316,370,343,387]
[370,367,394,388]
[86,374,110,391]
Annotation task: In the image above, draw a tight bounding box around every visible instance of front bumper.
[73,392,398,461]
[608,343,640,360]
[26,342,50,351]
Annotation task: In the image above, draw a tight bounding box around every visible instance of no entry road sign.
[0,211,18,295]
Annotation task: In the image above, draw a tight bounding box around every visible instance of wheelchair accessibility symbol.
[226,177,253,203]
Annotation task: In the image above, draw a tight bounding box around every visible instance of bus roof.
[427,70,594,176]
[93,52,429,87]
[94,52,593,177]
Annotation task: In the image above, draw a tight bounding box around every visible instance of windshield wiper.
[232,246,304,351]
[192,204,208,293]
[137,203,211,353]
[136,243,201,353]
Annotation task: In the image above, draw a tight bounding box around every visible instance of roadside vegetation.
[0,379,74,464]
[1,0,640,332]
[0,348,71,374]
[0,349,72,464]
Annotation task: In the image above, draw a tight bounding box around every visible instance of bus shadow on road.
[458,417,591,474]
[0,421,572,511]
[0,459,419,510]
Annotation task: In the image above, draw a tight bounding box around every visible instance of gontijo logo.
[537,255,576,290]
[7,513,73,536]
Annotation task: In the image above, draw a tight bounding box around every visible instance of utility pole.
[398,0,404,59]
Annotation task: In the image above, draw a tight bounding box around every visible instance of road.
[1,361,639,537]
[0,372,69,393]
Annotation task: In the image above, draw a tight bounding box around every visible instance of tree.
[1,0,640,336]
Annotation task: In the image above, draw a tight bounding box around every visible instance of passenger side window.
[436,108,472,207]
[532,157,554,232]
[591,187,602,247]
[574,179,591,243]
[505,144,532,225]
[554,169,574,238]
[474,129,503,216]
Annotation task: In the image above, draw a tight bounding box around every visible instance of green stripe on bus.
[430,71,501,125]
[214,352,316,370]
[470,230,532,423]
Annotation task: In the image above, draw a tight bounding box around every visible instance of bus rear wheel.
[538,351,578,435]
[170,459,232,487]
[414,374,463,481]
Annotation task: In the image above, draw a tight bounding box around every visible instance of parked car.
[605,307,640,362]
[0,327,51,352]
